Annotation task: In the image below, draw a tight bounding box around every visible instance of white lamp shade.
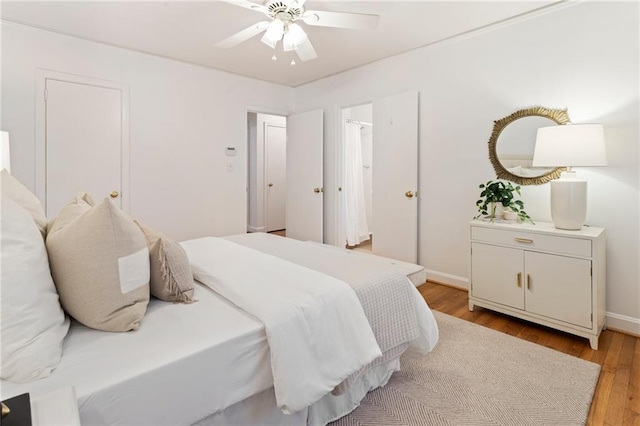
[532,124,607,167]
[283,23,308,51]
[1,131,11,173]
[261,19,285,48]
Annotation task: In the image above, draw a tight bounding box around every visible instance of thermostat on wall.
[225,147,237,156]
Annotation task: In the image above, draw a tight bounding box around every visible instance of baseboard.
[247,226,266,233]
[605,312,640,337]
[423,269,468,290]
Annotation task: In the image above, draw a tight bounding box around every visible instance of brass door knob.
[314,187,323,193]
[110,191,119,198]
[405,190,414,199]
[268,183,274,187]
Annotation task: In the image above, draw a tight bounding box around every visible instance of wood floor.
[419,281,640,426]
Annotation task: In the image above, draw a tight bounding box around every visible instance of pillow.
[1,169,48,237]
[46,194,150,332]
[1,195,70,383]
[134,221,195,303]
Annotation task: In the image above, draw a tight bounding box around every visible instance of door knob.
[268,183,274,187]
[110,191,119,198]
[314,187,323,193]
[405,190,414,199]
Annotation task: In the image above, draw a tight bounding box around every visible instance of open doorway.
[341,103,373,252]
[247,112,287,236]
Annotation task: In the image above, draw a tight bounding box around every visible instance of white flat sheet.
[224,233,438,353]
[0,284,272,426]
[303,241,427,287]
[181,237,382,414]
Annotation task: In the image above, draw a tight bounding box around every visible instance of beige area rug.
[332,311,601,426]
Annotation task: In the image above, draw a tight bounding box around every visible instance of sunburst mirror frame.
[488,106,570,185]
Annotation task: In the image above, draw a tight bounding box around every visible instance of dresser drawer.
[471,226,592,257]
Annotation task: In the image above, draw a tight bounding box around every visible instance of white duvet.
[181,237,382,414]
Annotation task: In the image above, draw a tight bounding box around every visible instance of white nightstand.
[31,387,81,426]
[469,219,606,350]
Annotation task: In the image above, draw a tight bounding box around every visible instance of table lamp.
[1,131,10,173]
[532,124,606,230]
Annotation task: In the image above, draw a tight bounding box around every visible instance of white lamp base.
[550,171,587,230]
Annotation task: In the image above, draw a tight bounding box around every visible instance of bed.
[1,233,439,425]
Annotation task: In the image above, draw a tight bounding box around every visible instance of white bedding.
[1,233,439,426]
[181,237,383,414]
[0,284,273,426]
[225,232,438,353]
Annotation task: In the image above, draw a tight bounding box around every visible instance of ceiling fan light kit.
[216,0,380,62]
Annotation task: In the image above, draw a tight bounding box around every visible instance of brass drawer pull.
[514,238,534,244]
[517,272,522,288]
[527,274,531,290]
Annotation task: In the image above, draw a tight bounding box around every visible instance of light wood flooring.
[419,281,640,426]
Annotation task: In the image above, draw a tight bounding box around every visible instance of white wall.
[1,21,294,241]
[349,104,373,234]
[294,2,640,332]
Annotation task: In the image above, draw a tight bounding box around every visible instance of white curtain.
[344,122,370,246]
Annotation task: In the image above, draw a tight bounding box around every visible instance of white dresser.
[468,219,606,350]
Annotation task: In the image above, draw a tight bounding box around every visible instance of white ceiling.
[1,1,561,87]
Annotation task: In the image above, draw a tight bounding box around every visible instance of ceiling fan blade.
[302,10,380,30]
[295,38,318,62]
[218,0,269,15]
[215,21,270,48]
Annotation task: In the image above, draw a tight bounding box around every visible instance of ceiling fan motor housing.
[266,1,303,22]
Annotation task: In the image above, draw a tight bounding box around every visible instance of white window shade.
[532,124,607,167]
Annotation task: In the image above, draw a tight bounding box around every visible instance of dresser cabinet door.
[524,251,592,329]
[471,243,524,310]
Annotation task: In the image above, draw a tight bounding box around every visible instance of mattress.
[0,283,272,426]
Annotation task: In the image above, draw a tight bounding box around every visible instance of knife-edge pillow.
[46,194,150,332]
[134,221,195,303]
[1,169,48,238]
[1,195,70,383]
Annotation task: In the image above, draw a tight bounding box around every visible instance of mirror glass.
[488,107,570,185]
[496,116,555,178]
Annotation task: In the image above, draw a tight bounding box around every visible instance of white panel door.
[524,251,592,328]
[266,123,287,232]
[471,243,525,310]
[372,91,419,262]
[46,79,123,217]
[286,109,323,242]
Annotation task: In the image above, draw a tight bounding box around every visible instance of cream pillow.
[1,195,70,383]
[134,221,195,303]
[1,169,48,237]
[46,194,150,332]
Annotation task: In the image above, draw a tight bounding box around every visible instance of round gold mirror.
[488,106,570,185]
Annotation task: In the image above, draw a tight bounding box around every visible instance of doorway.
[247,112,287,234]
[342,103,373,252]
[338,91,419,263]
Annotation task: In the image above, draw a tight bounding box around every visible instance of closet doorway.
[247,112,287,234]
[339,91,419,263]
[342,103,373,252]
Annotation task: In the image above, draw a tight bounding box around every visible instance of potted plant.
[474,180,534,224]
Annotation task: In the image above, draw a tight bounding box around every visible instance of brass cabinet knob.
[314,187,323,193]
[110,191,119,198]
[405,190,414,199]
[268,183,274,187]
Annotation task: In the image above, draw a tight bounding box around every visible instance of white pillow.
[1,169,48,237]
[1,195,70,383]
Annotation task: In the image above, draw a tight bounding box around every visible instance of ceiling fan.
[215,0,380,62]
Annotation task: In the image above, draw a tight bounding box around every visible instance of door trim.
[35,69,130,213]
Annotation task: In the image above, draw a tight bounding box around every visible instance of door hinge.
[591,313,593,322]
[590,266,593,277]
